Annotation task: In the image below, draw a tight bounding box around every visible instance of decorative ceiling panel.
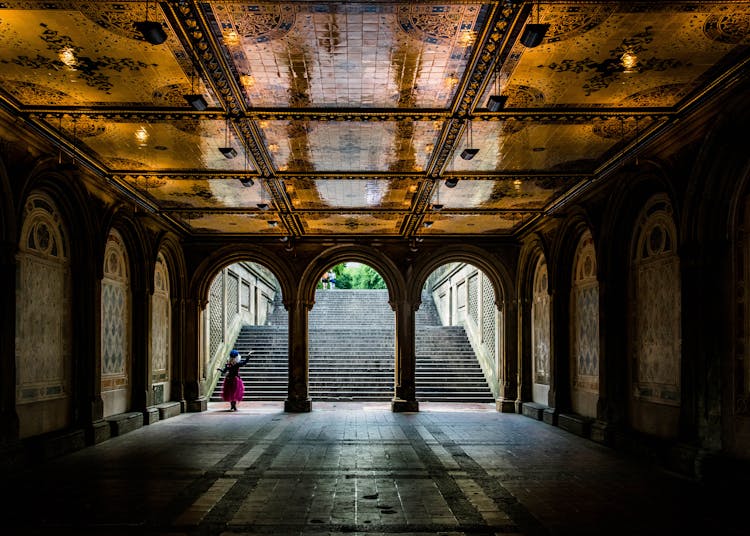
[122,176,268,209]
[0,1,747,239]
[433,176,578,210]
[298,211,406,235]
[60,117,252,172]
[262,119,440,172]
[172,211,283,234]
[0,3,216,108]
[495,2,750,108]
[284,177,417,210]
[451,119,658,173]
[419,212,528,234]
[213,2,488,108]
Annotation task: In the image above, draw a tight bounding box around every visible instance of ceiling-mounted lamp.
[219,116,237,158]
[460,119,478,160]
[445,177,459,188]
[268,220,279,228]
[256,177,269,209]
[184,94,207,111]
[184,71,208,111]
[239,177,254,187]
[136,0,167,45]
[423,221,433,228]
[486,95,508,112]
[486,62,507,112]
[431,178,443,211]
[220,147,238,158]
[520,1,548,48]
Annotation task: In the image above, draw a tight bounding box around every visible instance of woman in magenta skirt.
[217,349,250,411]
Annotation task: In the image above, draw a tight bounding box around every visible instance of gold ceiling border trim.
[251,110,448,121]
[24,109,676,122]
[278,212,304,238]
[165,1,245,116]
[278,173,425,180]
[452,1,521,118]
[233,116,273,176]
[115,173,260,181]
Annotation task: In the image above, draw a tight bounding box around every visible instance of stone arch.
[679,85,750,458]
[103,209,151,295]
[18,167,97,267]
[517,234,551,405]
[153,233,188,302]
[530,254,551,406]
[549,210,600,415]
[409,245,513,309]
[191,244,296,307]
[0,156,14,247]
[300,245,405,306]
[15,191,74,438]
[598,165,677,430]
[628,193,681,438]
[100,227,133,417]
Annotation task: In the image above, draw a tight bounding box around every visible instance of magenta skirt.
[221,376,245,402]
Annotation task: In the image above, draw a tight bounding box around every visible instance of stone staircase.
[211,289,495,403]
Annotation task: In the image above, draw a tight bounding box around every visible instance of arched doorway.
[417,262,497,403]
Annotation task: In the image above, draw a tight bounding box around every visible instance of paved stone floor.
[3,401,745,536]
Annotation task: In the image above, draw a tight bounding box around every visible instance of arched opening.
[417,262,497,403]
[205,261,284,408]
[309,261,395,401]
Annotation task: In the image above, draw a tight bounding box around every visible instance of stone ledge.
[522,402,546,420]
[558,412,592,438]
[106,411,144,437]
[543,407,558,426]
[143,407,159,425]
[27,428,86,461]
[156,401,182,420]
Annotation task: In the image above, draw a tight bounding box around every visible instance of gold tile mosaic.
[0,1,745,237]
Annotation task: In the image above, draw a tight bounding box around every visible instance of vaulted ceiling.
[1,1,748,239]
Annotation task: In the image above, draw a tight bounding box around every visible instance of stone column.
[285,298,312,412]
[130,286,152,414]
[0,240,19,445]
[169,297,187,408]
[183,296,207,412]
[392,299,419,412]
[497,300,518,412]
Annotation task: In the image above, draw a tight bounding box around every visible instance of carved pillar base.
[391,398,419,412]
[87,419,111,445]
[496,398,516,413]
[185,396,207,413]
[284,398,312,413]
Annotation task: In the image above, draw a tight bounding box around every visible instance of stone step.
[212,289,493,402]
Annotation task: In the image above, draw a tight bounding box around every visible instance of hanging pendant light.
[460,119,478,160]
[184,70,208,111]
[219,115,237,159]
[136,0,167,45]
[520,1,549,48]
[257,178,269,210]
[486,63,507,112]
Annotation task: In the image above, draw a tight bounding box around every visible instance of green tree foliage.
[350,264,386,289]
[317,263,385,289]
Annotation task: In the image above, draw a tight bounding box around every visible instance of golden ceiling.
[1,1,748,238]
